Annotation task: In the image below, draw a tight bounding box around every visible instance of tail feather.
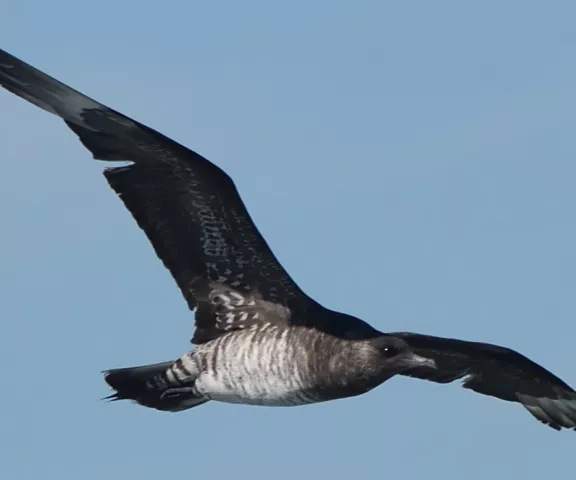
[104,361,174,401]
[103,361,208,412]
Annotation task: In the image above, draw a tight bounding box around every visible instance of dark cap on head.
[375,335,437,371]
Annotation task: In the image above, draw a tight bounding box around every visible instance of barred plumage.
[132,324,424,408]
[3,48,576,432]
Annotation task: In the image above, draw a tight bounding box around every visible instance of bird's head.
[374,335,437,373]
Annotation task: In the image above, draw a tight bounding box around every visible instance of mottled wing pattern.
[0,48,320,343]
[393,332,576,431]
[190,279,292,343]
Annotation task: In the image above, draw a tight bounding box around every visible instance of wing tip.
[517,392,576,431]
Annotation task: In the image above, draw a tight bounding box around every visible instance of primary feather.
[1,48,574,431]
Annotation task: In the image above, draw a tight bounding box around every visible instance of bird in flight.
[1,48,574,432]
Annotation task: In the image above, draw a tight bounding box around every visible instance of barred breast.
[173,324,380,407]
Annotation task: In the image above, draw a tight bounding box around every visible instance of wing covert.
[0,48,320,343]
[393,332,576,431]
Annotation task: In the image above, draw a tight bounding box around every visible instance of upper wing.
[0,48,323,342]
[392,332,576,431]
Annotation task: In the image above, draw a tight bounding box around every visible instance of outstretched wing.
[0,48,325,342]
[393,332,576,431]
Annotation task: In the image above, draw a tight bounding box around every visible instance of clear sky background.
[1,1,575,478]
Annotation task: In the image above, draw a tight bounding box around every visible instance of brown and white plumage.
[1,48,575,431]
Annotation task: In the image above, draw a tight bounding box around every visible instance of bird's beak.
[399,353,436,370]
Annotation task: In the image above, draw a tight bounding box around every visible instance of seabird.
[1,48,575,431]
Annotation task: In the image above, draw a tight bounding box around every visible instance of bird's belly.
[194,371,318,406]
[192,330,324,406]
[190,326,358,407]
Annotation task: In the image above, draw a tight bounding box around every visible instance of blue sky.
[1,1,575,478]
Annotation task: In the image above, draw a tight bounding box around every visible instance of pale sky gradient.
[1,1,575,478]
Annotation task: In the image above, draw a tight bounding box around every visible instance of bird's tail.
[103,361,208,412]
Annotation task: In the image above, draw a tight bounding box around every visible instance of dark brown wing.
[0,48,325,343]
[393,332,576,431]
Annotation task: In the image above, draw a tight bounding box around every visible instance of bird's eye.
[382,346,399,357]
